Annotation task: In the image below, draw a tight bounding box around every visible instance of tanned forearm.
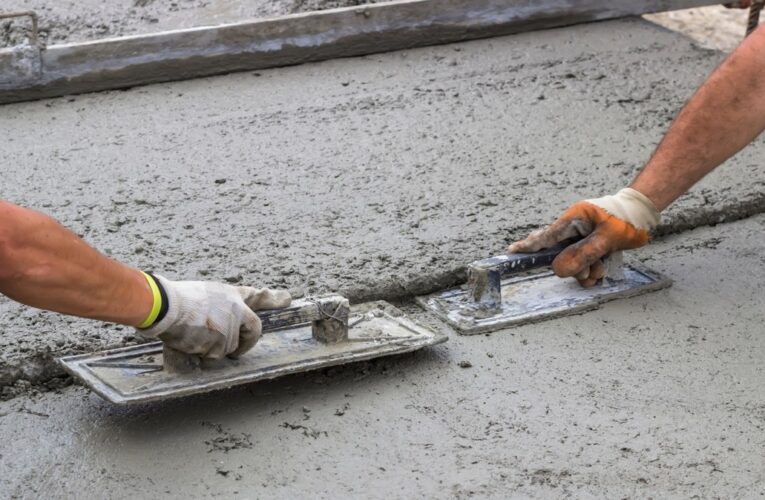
[0,201,153,326]
[631,25,765,211]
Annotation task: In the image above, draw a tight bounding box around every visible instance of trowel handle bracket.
[256,295,351,343]
[161,295,351,372]
[259,295,349,337]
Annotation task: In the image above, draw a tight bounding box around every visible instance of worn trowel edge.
[416,264,672,335]
[58,301,447,404]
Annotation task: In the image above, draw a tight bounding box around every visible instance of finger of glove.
[574,266,591,281]
[238,287,292,311]
[577,260,607,288]
[552,228,611,278]
[507,214,593,254]
[158,326,227,360]
[228,309,263,359]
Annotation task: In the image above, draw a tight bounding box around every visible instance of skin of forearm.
[0,201,153,326]
[631,25,765,211]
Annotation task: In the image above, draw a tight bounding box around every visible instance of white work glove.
[138,276,291,359]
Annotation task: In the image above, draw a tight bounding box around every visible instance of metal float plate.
[416,264,671,335]
[60,302,446,405]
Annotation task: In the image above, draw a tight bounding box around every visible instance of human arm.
[509,25,765,285]
[0,200,290,358]
[0,200,153,325]
[631,24,765,211]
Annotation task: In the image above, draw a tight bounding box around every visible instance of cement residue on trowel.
[418,265,671,335]
[60,301,447,404]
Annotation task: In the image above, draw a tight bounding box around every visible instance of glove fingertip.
[507,238,542,254]
[228,310,262,358]
[228,336,257,359]
[271,289,292,308]
[551,249,584,278]
[577,277,599,288]
[245,288,292,310]
[506,242,525,254]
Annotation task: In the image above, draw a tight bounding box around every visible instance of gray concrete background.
[1,0,381,46]
[1,15,764,498]
[1,214,763,498]
[2,18,765,387]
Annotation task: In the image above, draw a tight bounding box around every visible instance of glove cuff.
[586,187,660,231]
[136,274,180,338]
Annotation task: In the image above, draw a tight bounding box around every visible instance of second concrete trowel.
[60,296,446,404]
[417,246,671,335]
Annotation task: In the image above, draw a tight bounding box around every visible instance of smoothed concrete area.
[1,214,763,498]
[3,18,765,387]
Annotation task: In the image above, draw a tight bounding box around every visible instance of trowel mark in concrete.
[0,214,764,497]
[3,19,765,388]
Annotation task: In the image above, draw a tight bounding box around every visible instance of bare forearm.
[632,26,765,211]
[0,201,152,326]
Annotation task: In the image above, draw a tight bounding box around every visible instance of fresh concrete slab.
[0,1,724,104]
[2,18,765,388]
[0,0,720,47]
[1,213,763,498]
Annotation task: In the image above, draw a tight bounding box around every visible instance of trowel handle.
[257,295,348,332]
[470,242,571,276]
[162,295,350,373]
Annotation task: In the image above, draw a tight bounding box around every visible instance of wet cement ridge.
[344,192,765,303]
[0,0,722,104]
[653,192,765,237]
[3,195,764,393]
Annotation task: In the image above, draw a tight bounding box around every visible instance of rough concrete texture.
[3,18,765,389]
[1,0,380,46]
[0,0,741,49]
[1,214,763,498]
[646,5,748,52]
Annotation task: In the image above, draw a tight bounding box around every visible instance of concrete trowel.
[60,296,446,404]
[417,245,671,335]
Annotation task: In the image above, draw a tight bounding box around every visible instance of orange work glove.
[507,188,660,287]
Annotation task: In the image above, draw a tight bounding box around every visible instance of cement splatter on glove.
[137,276,291,359]
[507,188,660,287]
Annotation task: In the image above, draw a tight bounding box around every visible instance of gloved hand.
[507,188,660,287]
[138,276,291,359]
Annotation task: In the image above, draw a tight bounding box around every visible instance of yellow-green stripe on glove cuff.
[138,271,163,328]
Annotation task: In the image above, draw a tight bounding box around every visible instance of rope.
[308,297,348,323]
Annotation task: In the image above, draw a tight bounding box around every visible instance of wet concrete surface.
[3,18,765,387]
[1,0,381,46]
[1,214,763,498]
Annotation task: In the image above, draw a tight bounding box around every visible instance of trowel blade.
[59,301,447,404]
[417,263,671,335]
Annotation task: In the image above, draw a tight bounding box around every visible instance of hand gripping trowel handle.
[466,241,624,309]
[466,242,569,310]
[163,295,350,373]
